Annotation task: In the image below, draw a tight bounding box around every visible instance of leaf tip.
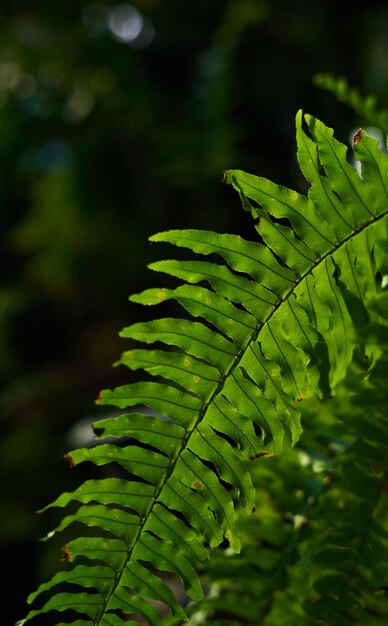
[92,422,104,439]
[64,453,76,468]
[61,545,72,561]
[353,129,362,145]
[222,170,234,185]
[41,529,55,542]
[249,451,269,461]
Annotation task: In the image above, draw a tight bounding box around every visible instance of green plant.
[177,291,388,625]
[20,111,388,626]
[313,73,388,134]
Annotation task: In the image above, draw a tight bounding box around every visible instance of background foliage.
[1,1,388,624]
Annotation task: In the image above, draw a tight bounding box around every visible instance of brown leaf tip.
[64,453,76,468]
[61,546,72,561]
[249,451,269,461]
[353,129,362,145]
[95,391,103,405]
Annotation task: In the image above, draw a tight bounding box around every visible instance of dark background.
[1,1,387,623]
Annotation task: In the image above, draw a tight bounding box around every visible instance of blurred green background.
[1,0,387,623]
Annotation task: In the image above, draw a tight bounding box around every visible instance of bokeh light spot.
[64,89,95,124]
[107,4,143,43]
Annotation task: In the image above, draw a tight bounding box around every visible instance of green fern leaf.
[23,112,388,625]
[302,296,388,625]
[313,73,388,134]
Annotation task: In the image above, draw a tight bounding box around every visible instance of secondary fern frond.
[313,73,388,134]
[302,294,388,626]
[21,112,388,626]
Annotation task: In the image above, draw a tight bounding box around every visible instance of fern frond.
[301,294,388,626]
[22,112,388,626]
[313,73,388,134]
